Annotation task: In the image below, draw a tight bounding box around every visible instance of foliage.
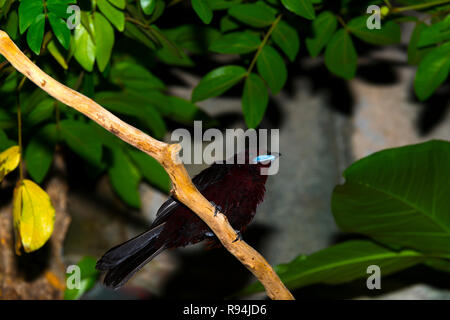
[1,0,450,297]
[64,256,100,300]
[241,140,450,295]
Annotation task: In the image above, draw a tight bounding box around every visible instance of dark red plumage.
[96,150,278,289]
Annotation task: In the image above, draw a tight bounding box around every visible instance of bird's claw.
[232,230,243,243]
[210,201,222,217]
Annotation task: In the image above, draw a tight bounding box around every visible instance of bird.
[96,149,280,289]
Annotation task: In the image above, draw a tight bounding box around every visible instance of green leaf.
[95,91,167,139]
[60,120,103,165]
[414,42,450,101]
[127,148,170,193]
[228,2,276,28]
[5,9,19,40]
[166,96,217,126]
[207,0,242,10]
[242,73,268,129]
[25,124,57,183]
[0,130,15,152]
[272,20,300,62]
[163,25,221,54]
[408,23,433,65]
[192,0,213,24]
[48,12,71,50]
[306,11,337,57]
[47,0,75,19]
[73,20,96,72]
[257,45,287,95]
[18,0,44,34]
[332,140,450,254]
[94,12,115,72]
[0,109,14,130]
[281,0,315,20]
[220,15,239,33]
[109,148,141,208]
[25,98,55,126]
[347,16,401,45]
[47,39,69,69]
[209,31,260,54]
[108,0,126,9]
[64,256,100,300]
[123,21,157,50]
[140,0,156,15]
[110,61,165,91]
[425,259,450,273]
[240,240,425,295]
[417,15,450,48]
[26,14,46,55]
[192,65,247,102]
[324,29,357,79]
[97,0,125,31]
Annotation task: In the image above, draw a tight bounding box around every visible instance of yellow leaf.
[13,179,55,253]
[0,146,20,182]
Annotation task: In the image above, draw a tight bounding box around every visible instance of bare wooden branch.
[0,30,294,300]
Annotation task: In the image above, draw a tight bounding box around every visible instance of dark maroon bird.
[96,150,279,289]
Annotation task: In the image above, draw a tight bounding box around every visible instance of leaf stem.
[247,14,282,76]
[392,0,450,13]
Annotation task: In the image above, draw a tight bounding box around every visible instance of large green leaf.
[242,73,268,129]
[332,141,450,254]
[417,15,450,48]
[281,0,315,20]
[347,16,401,45]
[48,12,71,50]
[97,0,125,31]
[408,23,432,65]
[18,0,44,34]
[60,120,103,165]
[127,148,170,193]
[192,0,213,24]
[272,20,300,62]
[94,12,115,72]
[140,0,157,15]
[257,45,287,95]
[306,11,337,57]
[26,14,45,55]
[240,240,426,295]
[110,61,165,91]
[209,31,260,54]
[109,148,141,208]
[414,42,450,101]
[47,0,75,19]
[228,2,276,28]
[95,91,167,139]
[73,20,96,72]
[324,29,357,79]
[25,124,57,183]
[64,256,100,300]
[192,65,247,102]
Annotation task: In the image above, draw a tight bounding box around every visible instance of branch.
[0,30,294,300]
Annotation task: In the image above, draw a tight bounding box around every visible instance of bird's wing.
[151,163,231,227]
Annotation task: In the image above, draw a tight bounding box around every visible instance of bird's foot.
[232,230,243,243]
[210,201,222,217]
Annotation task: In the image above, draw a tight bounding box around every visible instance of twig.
[0,30,294,300]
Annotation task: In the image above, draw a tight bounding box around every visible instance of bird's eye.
[253,154,276,164]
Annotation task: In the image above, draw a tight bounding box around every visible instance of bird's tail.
[96,223,167,289]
